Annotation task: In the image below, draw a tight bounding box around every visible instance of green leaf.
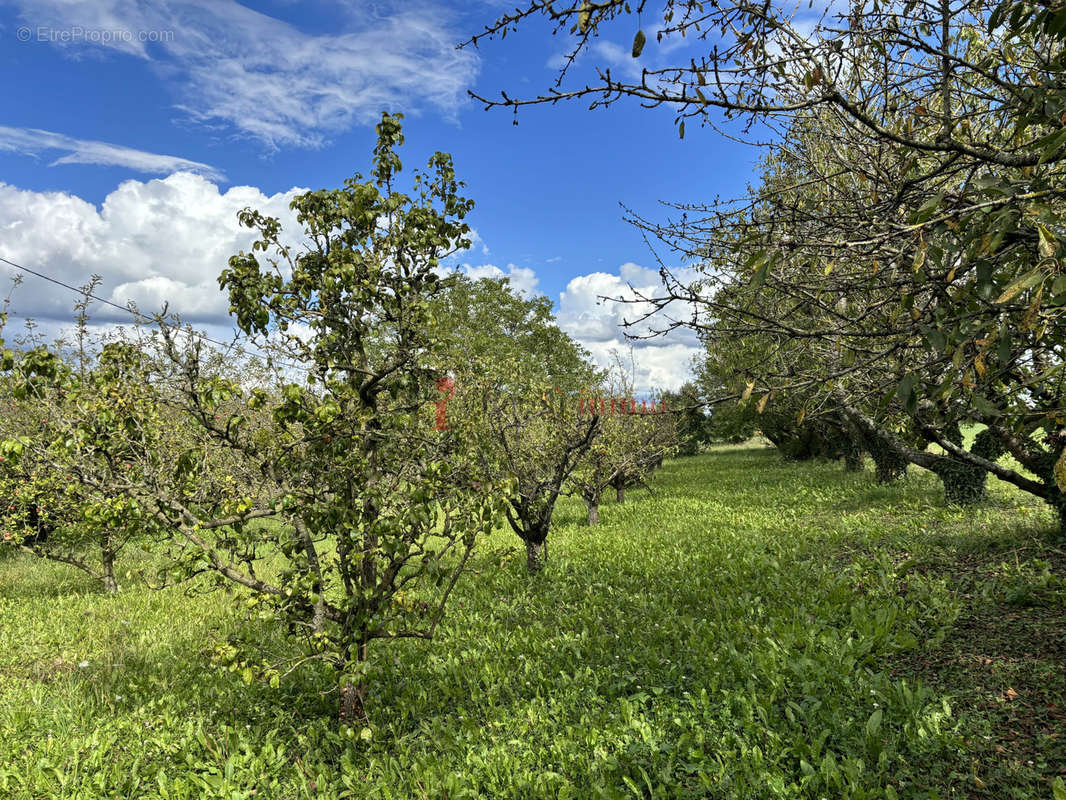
[922,326,946,351]
[973,395,1001,418]
[1037,127,1066,166]
[749,252,771,289]
[912,242,927,271]
[912,192,944,222]
[1054,450,1066,493]
[896,374,916,406]
[988,0,1005,31]
[865,708,883,736]
[1048,8,1066,37]
[998,325,1012,364]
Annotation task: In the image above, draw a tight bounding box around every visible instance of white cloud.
[10,0,480,150]
[460,263,539,296]
[0,171,702,394]
[0,125,225,180]
[465,228,490,256]
[557,261,702,393]
[0,173,306,326]
[581,339,700,394]
[451,257,703,392]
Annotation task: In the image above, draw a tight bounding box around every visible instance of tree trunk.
[842,437,865,472]
[339,682,367,723]
[867,440,908,483]
[101,536,118,594]
[102,562,118,594]
[586,496,599,526]
[616,485,626,503]
[525,538,547,575]
[935,460,988,505]
[339,642,369,723]
[843,449,865,472]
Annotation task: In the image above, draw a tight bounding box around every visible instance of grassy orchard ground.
[0,445,1063,799]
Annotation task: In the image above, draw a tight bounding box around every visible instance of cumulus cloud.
[557,261,702,393]
[460,263,539,297]
[0,171,702,394]
[9,0,479,150]
[0,173,307,326]
[449,257,702,392]
[0,125,225,180]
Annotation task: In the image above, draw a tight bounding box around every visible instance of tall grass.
[0,445,1061,798]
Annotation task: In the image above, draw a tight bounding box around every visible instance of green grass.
[1,445,1063,799]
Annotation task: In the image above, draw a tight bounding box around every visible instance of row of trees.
[467,0,1066,525]
[0,114,678,720]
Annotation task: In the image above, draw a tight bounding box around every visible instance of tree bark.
[933,460,988,505]
[339,682,367,723]
[586,497,599,526]
[842,431,865,472]
[525,538,547,574]
[616,485,626,503]
[865,436,908,483]
[339,641,369,723]
[101,535,118,594]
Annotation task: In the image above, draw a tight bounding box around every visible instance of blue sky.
[0,0,760,390]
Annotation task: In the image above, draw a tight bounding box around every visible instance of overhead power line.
[0,255,308,374]
[0,255,134,317]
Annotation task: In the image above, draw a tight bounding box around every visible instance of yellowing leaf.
[974,352,987,379]
[996,268,1043,304]
[756,393,770,414]
[1038,224,1057,259]
[913,242,927,271]
[578,2,592,33]
[1054,449,1066,492]
[1022,286,1044,330]
[741,381,754,403]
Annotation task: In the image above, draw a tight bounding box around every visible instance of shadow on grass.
[0,553,104,600]
[875,521,1066,794]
